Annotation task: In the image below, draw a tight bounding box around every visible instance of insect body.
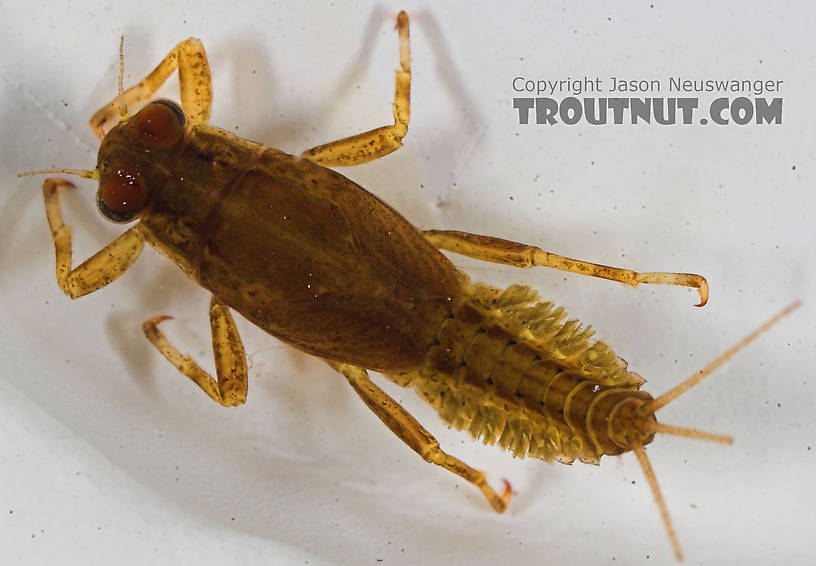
[23,12,796,561]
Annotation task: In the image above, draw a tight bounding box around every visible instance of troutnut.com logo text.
[513,76,783,125]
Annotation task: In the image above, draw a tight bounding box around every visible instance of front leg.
[90,37,213,138]
[43,178,144,299]
[302,11,411,166]
[142,295,248,407]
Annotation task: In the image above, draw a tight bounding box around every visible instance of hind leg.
[424,229,709,307]
[328,361,512,512]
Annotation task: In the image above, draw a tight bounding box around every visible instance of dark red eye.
[134,100,186,148]
[97,167,150,223]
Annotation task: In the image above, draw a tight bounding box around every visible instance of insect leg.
[302,11,410,166]
[423,229,709,307]
[142,295,248,407]
[90,38,212,138]
[43,178,144,299]
[329,361,512,512]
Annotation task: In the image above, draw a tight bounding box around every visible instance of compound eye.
[133,99,186,148]
[97,167,150,223]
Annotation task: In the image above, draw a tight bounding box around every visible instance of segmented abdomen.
[388,276,650,465]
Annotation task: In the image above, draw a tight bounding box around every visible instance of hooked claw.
[694,277,709,307]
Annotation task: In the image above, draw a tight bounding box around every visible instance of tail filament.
[634,301,800,561]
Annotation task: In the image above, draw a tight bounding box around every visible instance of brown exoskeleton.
[22,12,798,561]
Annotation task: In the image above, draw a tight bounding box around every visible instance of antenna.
[117,35,128,120]
[17,168,98,180]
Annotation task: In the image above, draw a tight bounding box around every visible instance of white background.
[1,1,813,565]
